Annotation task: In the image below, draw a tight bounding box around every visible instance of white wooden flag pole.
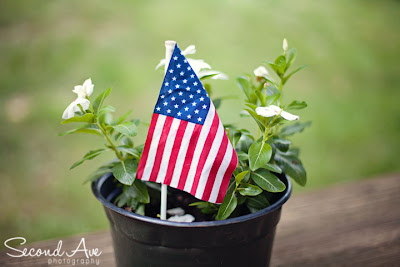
[160,40,176,220]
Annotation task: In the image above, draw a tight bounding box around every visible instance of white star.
[165,82,169,86]
[156,107,161,111]
[197,117,202,122]
[182,99,186,103]
[172,77,177,81]
[167,109,171,113]
[177,112,182,116]
[173,56,178,60]
[189,94,193,99]
[187,115,192,119]
[190,74,195,78]
[168,89,172,94]
[200,97,204,101]
[193,82,198,86]
[174,104,179,108]
[184,59,187,63]
[171,96,176,101]
[186,87,190,91]
[180,71,184,76]
[169,69,174,73]
[192,102,197,106]
[194,109,199,114]
[163,101,168,106]
[187,66,191,70]
[178,92,183,96]
[202,105,207,109]
[197,89,201,94]
[184,107,189,111]
[175,84,180,88]
[177,64,181,68]
[183,79,187,84]
[160,95,165,99]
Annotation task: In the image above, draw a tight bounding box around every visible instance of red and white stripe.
[137,103,238,204]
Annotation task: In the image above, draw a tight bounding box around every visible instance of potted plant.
[60,39,309,267]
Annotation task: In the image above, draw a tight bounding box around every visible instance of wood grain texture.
[1,173,399,266]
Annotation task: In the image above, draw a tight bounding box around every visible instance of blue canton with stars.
[154,44,211,125]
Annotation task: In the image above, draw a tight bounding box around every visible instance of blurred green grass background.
[0,0,399,243]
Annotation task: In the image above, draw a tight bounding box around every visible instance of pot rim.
[92,173,292,228]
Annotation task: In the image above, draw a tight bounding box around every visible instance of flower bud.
[283,38,288,52]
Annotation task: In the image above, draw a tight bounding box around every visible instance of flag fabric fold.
[137,44,237,204]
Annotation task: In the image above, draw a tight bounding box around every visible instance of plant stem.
[96,122,124,161]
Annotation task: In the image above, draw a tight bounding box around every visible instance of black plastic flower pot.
[92,173,291,267]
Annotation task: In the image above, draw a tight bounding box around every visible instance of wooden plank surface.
[1,173,399,266]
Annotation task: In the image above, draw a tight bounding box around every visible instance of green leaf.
[113,122,138,137]
[275,151,306,186]
[274,55,287,76]
[213,98,222,110]
[266,83,280,96]
[115,110,133,125]
[128,179,150,203]
[251,169,286,192]
[279,121,311,137]
[282,65,307,85]
[58,124,101,136]
[235,134,254,154]
[237,76,257,103]
[121,137,134,147]
[116,146,140,158]
[255,90,266,106]
[237,183,262,196]
[98,112,113,126]
[190,201,217,214]
[237,151,249,161]
[245,109,266,132]
[233,131,242,147]
[265,93,280,106]
[235,171,249,185]
[246,194,270,210]
[135,204,145,215]
[285,48,297,71]
[264,163,282,174]
[216,192,237,220]
[112,159,137,185]
[265,62,279,74]
[248,141,272,171]
[287,100,307,110]
[98,105,115,116]
[93,88,111,114]
[70,149,106,169]
[200,72,219,80]
[189,201,209,207]
[274,138,291,152]
[61,113,94,125]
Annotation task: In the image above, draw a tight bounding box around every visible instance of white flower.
[283,38,288,52]
[167,214,195,223]
[72,78,94,98]
[256,105,299,121]
[254,66,270,79]
[62,78,93,120]
[156,44,228,80]
[62,97,90,120]
[181,45,196,55]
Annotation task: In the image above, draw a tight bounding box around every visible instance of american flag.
[137,44,237,204]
